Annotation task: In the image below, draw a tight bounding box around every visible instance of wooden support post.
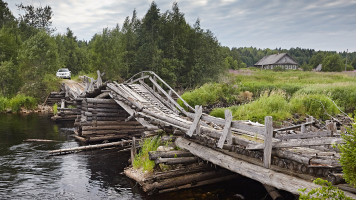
[186,105,202,137]
[153,76,156,92]
[264,116,273,169]
[131,137,136,166]
[301,124,306,134]
[61,99,65,109]
[217,110,232,148]
[168,90,172,97]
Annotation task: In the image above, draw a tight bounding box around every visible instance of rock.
[6,108,12,113]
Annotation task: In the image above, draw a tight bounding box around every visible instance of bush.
[337,121,356,187]
[290,94,340,120]
[0,97,10,112]
[178,83,239,109]
[299,178,353,199]
[273,66,284,72]
[9,94,37,112]
[231,90,291,123]
[133,136,161,172]
[53,103,58,115]
[210,106,239,119]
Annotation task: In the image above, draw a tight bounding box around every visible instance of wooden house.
[254,53,298,70]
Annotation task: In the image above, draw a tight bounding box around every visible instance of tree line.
[0,1,226,100]
[1,0,356,100]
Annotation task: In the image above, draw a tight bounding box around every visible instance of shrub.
[53,103,58,115]
[0,97,10,112]
[337,121,356,187]
[298,178,353,200]
[210,106,239,119]
[290,94,340,120]
[273,66,284,72]
[9,94,37,112]
[133,136,161,172]
[231,90,291,123]
[178,83,239,109]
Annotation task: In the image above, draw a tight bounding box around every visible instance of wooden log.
[49,140,133,154]
[264,116,273,169]
[86,134,141,142]
[85,103,121,109]
[246,137,344,150]
[86,108,123,113]
[175,137,356,198]
[84,112,125,117]
[142,169,234,192]
[263,184,284,200]
[155,157,198,165]
[85,98,117,104]
[149,151,193,160]
[274,121,315,132]
[157,174,240,194]
[131,137,136,166]
[23,139,60,142]
[276,130,332,140]
[81,129,145,135]
[82,125,144,131]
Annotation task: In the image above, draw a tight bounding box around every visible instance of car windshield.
[58,69,69,72]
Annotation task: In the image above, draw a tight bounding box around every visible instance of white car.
[56,68,71,79]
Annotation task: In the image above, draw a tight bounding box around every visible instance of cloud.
[6,0,356,52]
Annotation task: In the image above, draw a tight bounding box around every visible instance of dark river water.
[0,113,295,200]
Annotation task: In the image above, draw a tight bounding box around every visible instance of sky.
[6,0,356,52]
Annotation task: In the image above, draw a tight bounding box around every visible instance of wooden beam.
[275,130,332,140]
[246,137,344,150]
[274,121,314,132]
[186,105,202,137]
[264,116,273,169]
[175,137,356,198]
[217,110,233,148]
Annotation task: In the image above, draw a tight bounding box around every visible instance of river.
[0,113,295,200]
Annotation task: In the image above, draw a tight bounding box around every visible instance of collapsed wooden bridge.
[48,71,356,198]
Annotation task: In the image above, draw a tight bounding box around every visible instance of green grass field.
[179,70,356,123]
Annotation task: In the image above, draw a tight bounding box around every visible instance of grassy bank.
[180,70,355,122]
[0,95,37,112]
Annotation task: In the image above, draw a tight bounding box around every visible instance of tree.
[19,31,59,81]
[322,54,343,72]
[16,3,56,33]
[301,62,312,71]
[0,61,22,97]
[0,0,15,27]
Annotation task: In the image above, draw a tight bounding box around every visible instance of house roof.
[254,53,298,66]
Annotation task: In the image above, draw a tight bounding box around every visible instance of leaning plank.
[264,116,273,169]
[217,110,233,148]
[275,130,332,140]
[186,105,202,137]
[175,137,356,198]
[274,121,315,132]
[246,137,344,150]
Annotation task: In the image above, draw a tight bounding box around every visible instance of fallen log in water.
[48,140,134,155]
[24,139,60,142]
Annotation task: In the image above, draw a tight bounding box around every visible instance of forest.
[1,0,356,102]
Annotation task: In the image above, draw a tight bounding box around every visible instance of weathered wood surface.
[217,110,232,148]
[186,105,202,137]
[155,157,198,165]
[264,116,273,169]
[175,137,356,198]
[274,121,315,132]
[276,130,332,140]
[149,151,193,160]
[263,184,283,200]
[247,137,344,150]
[23,139,60,142]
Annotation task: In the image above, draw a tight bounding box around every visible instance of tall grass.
[133,136,161,172]
[0,95,37,112]
[177,83,239,109]
[209,91,341,123]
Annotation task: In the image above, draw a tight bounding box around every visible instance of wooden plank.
[175,137,356,198]
[155,157,198,165]
[148,77,187,115]
[131,137,136,166]
[275,130,332,140]
[217,110,232,148]
[148,151,193,160]
[246,137,344,150]
[127,75,150,84]
[186,105,202,137]
[274,121,314,132]
[264,116,273,169]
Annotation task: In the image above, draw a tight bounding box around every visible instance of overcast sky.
[7,0,356,52]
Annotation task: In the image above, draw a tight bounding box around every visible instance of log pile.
[45,92,65,106]
[74,97,147,142]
